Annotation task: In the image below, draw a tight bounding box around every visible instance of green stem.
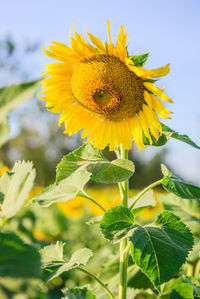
[129,179,162,210]
[117,145,129,299]
[76,266,115,299]
[79,192,106,212]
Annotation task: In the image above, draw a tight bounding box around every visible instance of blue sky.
[1,0,200,183]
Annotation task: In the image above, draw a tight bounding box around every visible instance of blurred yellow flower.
[57,196,85,218]
[139,189,162,220]
[28,186,44,200]
[57,187,137,218]
[0,166,10,176]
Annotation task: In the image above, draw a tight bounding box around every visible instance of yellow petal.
[150,94,172,119]
[144,82,173,103]
[107,20,114,54]
[144,90,153,107]
[142,104,161,140]
[70,36,87,57]
[87,32,106,53]
[128,65,151,79]
[115,25,128,60]
[131,116,145,150]
[72,24,96,57]
[138,110,153,145]
[149,64,170,78]
[128,64,170,80]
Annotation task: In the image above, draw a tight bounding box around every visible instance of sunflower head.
[39,21,172,151]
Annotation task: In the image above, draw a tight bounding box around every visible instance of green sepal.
[129,53,150,67]
[143,131,168,146]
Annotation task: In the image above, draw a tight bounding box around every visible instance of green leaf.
[40,241,65,266]
[143,123,200,149]
[57,143,134,184]
[169,283,193,299]
[0,232,41,278]
[161,276,199,299]
[86,215,103,225]
[0,80,40,117]
[128,265,155,290]
[62,286,96,299]
[130,210,193,287]
[161,165,200,200]
[41,243,93,281]
[184,276,200,297]
[158,192,200,227]
[35,144,134,207]
[100,206,136,242]
[0,161,36,218]
[32,169,91,207]
[56,143,106,183]
[161,123,200,149]
[0,80,40,147]
[143,131,168,146]
[88,158,134,184]
[0,116,10,147]
[129,53,150,67]
[0,192,4,204]
[129,189,156,216]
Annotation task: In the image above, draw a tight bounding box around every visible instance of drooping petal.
[86,32,106,53]
[107,20,114,54]
[150,94,172,119]
[144,82,173,103]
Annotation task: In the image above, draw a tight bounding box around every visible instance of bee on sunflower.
[39,21,172,151]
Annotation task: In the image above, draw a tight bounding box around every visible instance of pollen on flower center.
[71,54,144,121]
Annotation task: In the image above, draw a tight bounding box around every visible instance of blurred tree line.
[0,37,167,189]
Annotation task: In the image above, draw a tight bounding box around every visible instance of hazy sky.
[1,0,200,183]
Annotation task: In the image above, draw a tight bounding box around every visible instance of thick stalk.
[117,146,128,299]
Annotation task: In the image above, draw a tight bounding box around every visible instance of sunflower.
[39,21,172,150]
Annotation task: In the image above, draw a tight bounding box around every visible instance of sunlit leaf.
[40,241,65,266]
[0,80,40,117]
[0,161,36,218]
[32,169,91,207]
[0,80,40,147]
[0,116,10,147]
[40,242,93,281]
[57,143,134,184]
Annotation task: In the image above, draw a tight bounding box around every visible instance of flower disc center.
[71,54,144,120]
